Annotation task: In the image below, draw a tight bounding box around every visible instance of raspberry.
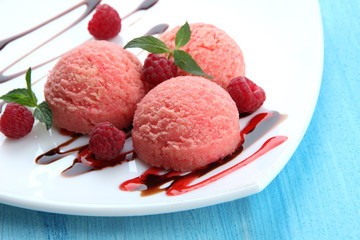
[227,76,266,115]
[89,122,126,161]
[0,103,34,139]
[142,54,177,85]
[88,4,121,40]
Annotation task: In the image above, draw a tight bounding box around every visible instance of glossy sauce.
[35,133,82,165]
[35,129,134,177]
[0,0,101,83]
[120,111,288,196]
[61,147,135,177]
[123,0,159,19]
[35,111,287,196]
[144,24,169,36]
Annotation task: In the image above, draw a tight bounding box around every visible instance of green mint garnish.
[0,68,53,130]
[124,36,170,54]
[175,21,191,49]
[124,22,213,79]
[34,102,53,130]
[173,50,213,79]
[0,88,36,107]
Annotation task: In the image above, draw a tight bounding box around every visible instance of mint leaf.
[0,89,37,107]
[124,36,170,54]
[125,22,212,79]
[0,67,53,131]
[0,68,38,107]
[25,68,37,105]
[25,68,32,92]
[175,22,191,49]
[173,50,213,79]
[34,101,53,130]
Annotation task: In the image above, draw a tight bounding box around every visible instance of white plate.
[0,0,323,216]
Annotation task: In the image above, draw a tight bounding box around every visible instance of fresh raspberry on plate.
[0,103,35,139]
[89,122,126,161]
[142,53,178,85]
[88,4,121,40]
[227,76,266,115]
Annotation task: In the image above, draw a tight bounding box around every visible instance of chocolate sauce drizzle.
[61,148,135,177]
[0,0,163,84]
[144,24,169,36]
[0,0,100,51]
[123,0,159,19]
[35,133,83,165]
[0,0,101,83]
[35,129,135,177]
[120,111,288,196]
[35,111,287,196]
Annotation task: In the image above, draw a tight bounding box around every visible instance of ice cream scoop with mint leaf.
[124,22,213,87]
[160,23,246,89]
[125,22,244,171]
[125,22,245,89]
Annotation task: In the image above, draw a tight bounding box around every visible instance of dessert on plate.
[159,23,246,88]
[0,3,272,195]
[44,40,146,134]
[131,76,241,171]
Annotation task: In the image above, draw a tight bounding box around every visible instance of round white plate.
[0,0,323,216]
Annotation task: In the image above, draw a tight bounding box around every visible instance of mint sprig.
[124,22,213,79]
[0,68,53,130]
[124,36,170,54]
[175,21,191,49]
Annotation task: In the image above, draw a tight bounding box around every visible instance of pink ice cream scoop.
[132,76,241,171]
[159,23,246,89]
[44,40,146,134]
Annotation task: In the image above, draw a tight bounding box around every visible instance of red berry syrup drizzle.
[35,127,135,177]
[120,111,288,197]
[61,147,135,177]
[0,0,163,84]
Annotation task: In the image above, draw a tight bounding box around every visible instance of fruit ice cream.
[159,23,246,89]
[44,40,146,134]
[132,76,241,171]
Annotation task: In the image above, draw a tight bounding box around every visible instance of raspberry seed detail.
[227,76,266,115]
[142,53,178,86]
[0,103,35,139]
[89,122,126,161]
[88,4,121,40]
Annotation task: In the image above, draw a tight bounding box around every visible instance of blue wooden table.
[1,1,359,239]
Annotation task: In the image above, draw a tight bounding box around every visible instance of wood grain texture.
[1,1,360,239]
